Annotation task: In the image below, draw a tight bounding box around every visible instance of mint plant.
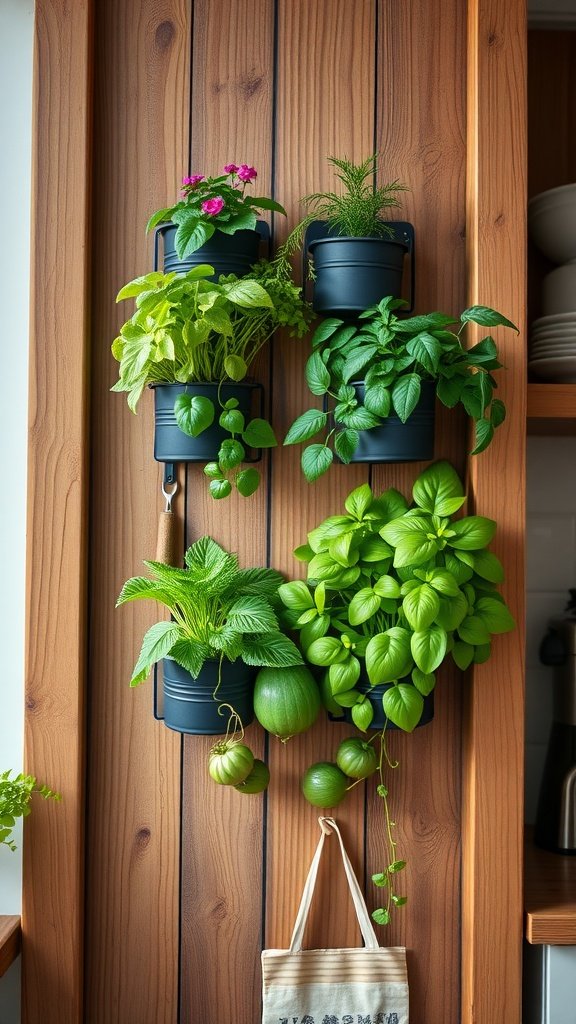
[0,770,61,851]
[284,297,518,482]
[278,460,515,732]
[146,163,286,260]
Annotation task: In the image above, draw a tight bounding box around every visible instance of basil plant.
[278,460,515,732]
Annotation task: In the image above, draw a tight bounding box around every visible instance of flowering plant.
[146,163,287,261]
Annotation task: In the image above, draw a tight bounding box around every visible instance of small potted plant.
[283,297,518,479]
[0,770,60,851]
[117,535,305,738]
[112,260,313,498]
[276,153,410,316]
[278,461,515,731]
[146,163,287,277]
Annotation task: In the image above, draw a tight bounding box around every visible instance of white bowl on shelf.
[542,261,576,315]
[528,183,576,264]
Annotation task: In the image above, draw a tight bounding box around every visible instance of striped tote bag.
[261,816,409,1024]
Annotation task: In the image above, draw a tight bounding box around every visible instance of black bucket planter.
[335,379,436,463]
[155,221,268,278]
[336,677,434,732]
[157,657,256,735]
[304,221,414,318]
[151,380,263,463]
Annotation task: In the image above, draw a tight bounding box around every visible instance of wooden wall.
[25,0,525,1021]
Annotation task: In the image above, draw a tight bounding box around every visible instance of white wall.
[0,1,34,1021]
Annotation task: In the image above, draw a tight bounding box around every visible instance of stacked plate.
[529,313,576,382]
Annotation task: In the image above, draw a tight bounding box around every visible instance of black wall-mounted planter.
[158,657,256,735]
[336,380,436,463]
[305,220,414,318]
[154,221,269,278]
[151,381,263,463]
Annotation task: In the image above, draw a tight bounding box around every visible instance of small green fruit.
[301,762,348,808]
[234,759,270,794]
[208,741,254,786]
[336,737,378,779]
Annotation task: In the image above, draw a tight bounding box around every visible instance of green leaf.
[218,438,245,470]
[345,483,374,520]
[224,355,248,381]
[329,657,361,694]
[116,272,166,301]
[365,627,412,685]
[391,374,421,422]
[334,428,360,463]
[145,208,173,234]
[314,581,326,614]
[209,478,232,499]
[383,683,424,732]
[449,515,496,550]
[175,218,213,260]
[393,533,439,568]
[402,584,440,630]
[406,331,442,374]
[305,351,331,395]
[116,576,174,608]
[352,699,374,732]
[301,444,334,482]
[360,536,393,562]
[284,409,328,445]
[452,641,475,670]
[490,398,506,428]
[373,575,401,598]
[428,569,461,596]
[278,580,314,612]
[311,318,344,346]
[236,468,260,497]
[435,591,468,631]
[306,636,347,666]
[460,305,518,331]
[475,596,516,634]
[410,626,447,674]
[227,596,278,633]
[223,279,273,308]
[173,393,215,437]
[349,588,381,625]
[334,689,363,708]
[130,621,181,686]
[471,418,494,455]
[458,615,491,645]
[364,380,391,417]
[412,460,465,515]
[335,405,380,430]
[328,532,358,567]
[412,667,436,696]
[169,638,211,678]
[242,418,277,449]
[436,374,464,409]
[372,908,391,926]
[219,408,245,434]
[342,345,379,383]
[241,632,303,668]
[380,515,431,546]
[472,549,505,583]
[300,613,331,650]
[473,641,492,664]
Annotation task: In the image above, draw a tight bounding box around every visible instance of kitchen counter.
[525,829,576,944]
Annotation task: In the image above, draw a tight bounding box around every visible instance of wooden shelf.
[527,383,576,434]
[0,916,21,977]
[525,830,576,944]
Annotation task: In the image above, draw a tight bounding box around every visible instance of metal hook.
[161,478,178,513]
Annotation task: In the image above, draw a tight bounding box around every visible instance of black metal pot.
[151,381,262,463]
[336,379,436,463]
[155,221,267,278]
[158,657,256,735]
[308,233,409,317]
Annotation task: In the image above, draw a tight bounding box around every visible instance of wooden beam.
[464,1,527,1020]
[23,2,93,1021]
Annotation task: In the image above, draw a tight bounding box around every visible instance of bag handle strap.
[289,816,380,952]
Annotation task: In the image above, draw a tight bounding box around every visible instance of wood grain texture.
[265,0,377,954]
[525,829,576,945]
[85,3,190,1021]
[367,4,467,1019]
[23,3,92,1021]
[0,917,21,979]
[464,1,527,1021]
[179,2,273,1020]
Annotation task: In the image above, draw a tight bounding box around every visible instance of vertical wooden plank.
[464,1,526,1021]
[369,4,467,1019]
[23,3,92,1021]
[85,3,190,1022]
[266,0,376,952]
[179,2,273,1020]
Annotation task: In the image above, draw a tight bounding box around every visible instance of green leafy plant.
[117,536,304,687]
[284,296,519,481]
[278,460,515,732]
[277,154,408,267]
[112,260,313,497]
[146,163,286,260]
[0,770,61,851]
[283,461,515,922]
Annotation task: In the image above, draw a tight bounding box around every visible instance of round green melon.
[253,665,321,740]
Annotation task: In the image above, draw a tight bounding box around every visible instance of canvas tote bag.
[261,816,409,1024]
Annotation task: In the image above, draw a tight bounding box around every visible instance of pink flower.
[201,197,225,216]
[182,174,204,188]
[237,164,257,183]
[223,163,239,174]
